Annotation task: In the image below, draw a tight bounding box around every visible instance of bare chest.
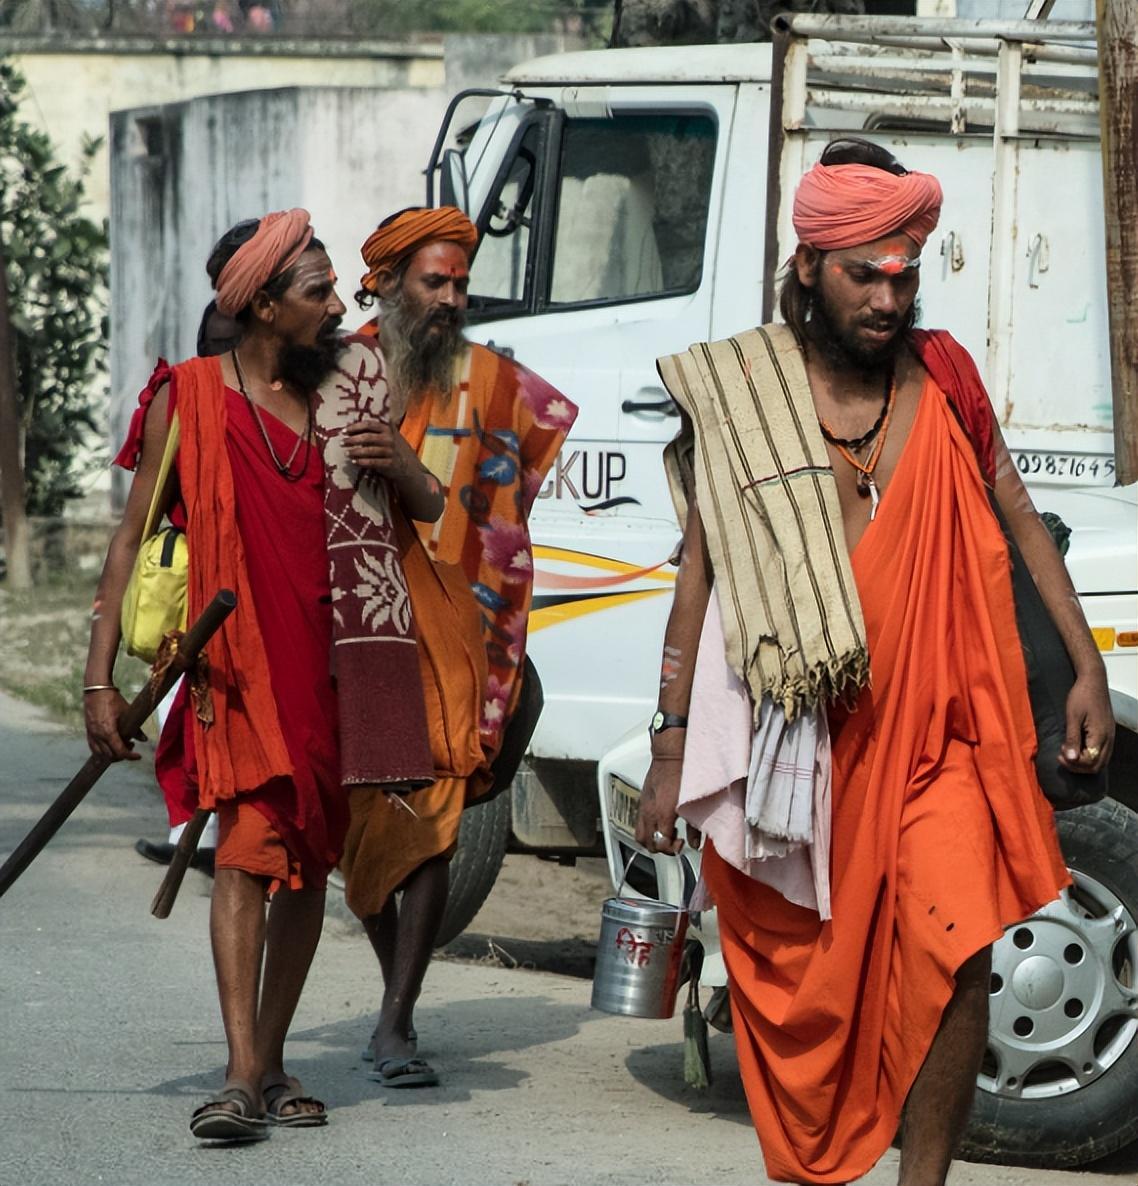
[812,362,927,555]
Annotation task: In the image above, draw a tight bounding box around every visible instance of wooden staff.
[0,589,236,902]
[150,807,211,919]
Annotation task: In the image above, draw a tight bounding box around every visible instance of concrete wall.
[8,36,445,225]
[108,82,451,491]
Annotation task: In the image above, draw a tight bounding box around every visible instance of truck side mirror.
[486,148,536,239]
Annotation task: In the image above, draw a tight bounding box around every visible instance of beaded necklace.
[819,370,897,521]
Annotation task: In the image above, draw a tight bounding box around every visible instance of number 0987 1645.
[1012,451,1115,485]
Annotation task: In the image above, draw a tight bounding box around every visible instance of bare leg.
[255,885,326,1117]
[361,895,411,1051]
[368,855,449,1065]
[362,894,399,988]
[899,946,992,1186]
[209,868,268,1103]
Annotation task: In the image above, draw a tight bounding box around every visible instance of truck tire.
[434,791,511,948]
[960,798,1138,1167]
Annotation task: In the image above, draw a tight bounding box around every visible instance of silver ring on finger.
[652,830,668,845]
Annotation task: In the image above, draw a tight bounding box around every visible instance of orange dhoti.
[338,515,489,920]
[701,379,1068,1183]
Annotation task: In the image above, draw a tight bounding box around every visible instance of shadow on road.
[117,993,597,1110]
[624,1033,750,1125]
[440,931,597,979]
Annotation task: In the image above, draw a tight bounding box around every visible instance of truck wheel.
[960,798,1138,1167]
[435,791,511,948]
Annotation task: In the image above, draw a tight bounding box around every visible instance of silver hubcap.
[979,869,1138,1100]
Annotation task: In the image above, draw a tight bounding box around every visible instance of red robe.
[116,363,344,882]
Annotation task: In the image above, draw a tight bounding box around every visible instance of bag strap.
[140,412,180,541]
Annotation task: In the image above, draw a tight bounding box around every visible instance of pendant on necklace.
[856,470,880,520]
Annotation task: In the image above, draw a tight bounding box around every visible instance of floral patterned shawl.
[399,343,577,753]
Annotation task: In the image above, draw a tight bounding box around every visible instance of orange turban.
[792,163,942,252]
[359,206,479,295]
[214,208,314,316]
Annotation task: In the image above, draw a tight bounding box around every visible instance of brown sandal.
[262,1076,328,1128]
[189,1083,269,1142]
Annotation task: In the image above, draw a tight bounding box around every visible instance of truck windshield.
[468,110,717,318]
[549,113,716,307]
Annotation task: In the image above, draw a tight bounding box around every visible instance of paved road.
[2,691,1136,1186]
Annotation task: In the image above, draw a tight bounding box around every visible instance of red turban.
[214,208,314,316]
[792,163,942,252]
[359,206,479,294]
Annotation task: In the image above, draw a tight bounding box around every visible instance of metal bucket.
[591,896,689,1019]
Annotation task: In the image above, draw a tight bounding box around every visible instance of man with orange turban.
[342,206,578,1088]
[637,139,1113,1184]
[85,210,440,1139]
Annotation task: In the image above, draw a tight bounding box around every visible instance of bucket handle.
[618,845,692,911]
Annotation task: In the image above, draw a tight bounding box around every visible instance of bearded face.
[807,280,918,373]
[276,318,346,391]
[379,287,467,402]
[800,235,922,374]
[377,240,471,404]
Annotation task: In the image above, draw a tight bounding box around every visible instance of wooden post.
[1097,0,1138,486]
[0,233,32,589]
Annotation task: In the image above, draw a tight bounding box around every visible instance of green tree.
[0,60,108,518]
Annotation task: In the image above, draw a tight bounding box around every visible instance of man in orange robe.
[637,140,1114,1184]
[341,207,577,1087]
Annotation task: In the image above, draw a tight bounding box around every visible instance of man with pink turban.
[638,139,1112,1184]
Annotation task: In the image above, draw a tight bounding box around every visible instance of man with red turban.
[342,206,578,1088]
[637,139,1113,1184]
[84,210,440,1139]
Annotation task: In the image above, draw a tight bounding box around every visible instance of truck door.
[457,86,737,760]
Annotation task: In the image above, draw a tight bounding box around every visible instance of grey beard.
[378,293,467,404]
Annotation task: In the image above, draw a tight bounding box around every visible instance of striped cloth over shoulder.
[659,323,868,720]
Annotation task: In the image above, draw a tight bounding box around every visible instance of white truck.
[429,12,1138,1169]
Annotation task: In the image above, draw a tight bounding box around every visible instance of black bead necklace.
[819,366,894,452]
[232,350,313,482]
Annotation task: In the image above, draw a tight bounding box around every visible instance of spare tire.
[434,790,511,948]
[960,797,1138,1167]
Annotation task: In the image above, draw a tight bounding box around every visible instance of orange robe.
[701,377,1068,1184]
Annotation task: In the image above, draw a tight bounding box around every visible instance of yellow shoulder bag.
[121,413,188,663]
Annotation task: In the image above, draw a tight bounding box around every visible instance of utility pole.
[0,233,33,589]
[1096,0,1138,486]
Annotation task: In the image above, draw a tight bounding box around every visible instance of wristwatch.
[649,711,688,738]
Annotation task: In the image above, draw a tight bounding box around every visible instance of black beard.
[276,322,345,391]
[379,291,467,402]
[807,291,918,375]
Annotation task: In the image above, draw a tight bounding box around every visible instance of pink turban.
[792,163,942,252]
[214,208,314,316]
[359,206,479,294]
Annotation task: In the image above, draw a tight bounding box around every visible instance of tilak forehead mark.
[833,254,921,276]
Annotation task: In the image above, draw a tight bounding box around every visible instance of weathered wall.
[7,36,445,225]
[108,82,451,497]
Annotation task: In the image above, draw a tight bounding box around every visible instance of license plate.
[1011,450,1115,485]
[609,775,641,837]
